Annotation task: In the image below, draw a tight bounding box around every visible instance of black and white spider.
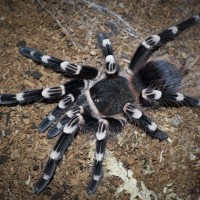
[0,14,200,195]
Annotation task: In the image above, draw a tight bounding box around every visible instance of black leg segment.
[140,89,200,108]
[19,46,100,79]
[35,114,81,194]
[129,14,200,71]
[123,103,168,141]
[87,117,124,195]
[0,80,84,105]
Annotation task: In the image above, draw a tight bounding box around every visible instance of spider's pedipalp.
[63,114,81,134]
[140,89,200,108]
[129,14,200,71]
[19,46,100,79]
[97,33,112,56]
[58,93,76,109]
[97,33,119,76]
[105,55,117,75]
[124,103,168,141]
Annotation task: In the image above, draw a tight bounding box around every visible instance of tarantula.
[0,14,199,195]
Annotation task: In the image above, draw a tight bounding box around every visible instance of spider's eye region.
[91,94,100,103]
[94,98,100,103]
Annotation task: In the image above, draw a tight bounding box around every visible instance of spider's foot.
[47,115,70,138]
[150,129,168,141]
[97,32,107,43]
[0,94,20,105]
[123,103,169,141]
[38,117,54,133]
[34,155,58,194]
[87,179,101,195]
[47,126,63,138]
[34,178,48,194]
[38,106,63,133]
[19,46,45,63]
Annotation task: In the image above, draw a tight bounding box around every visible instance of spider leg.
[19,47,100,79]
[47,105,103,139]
[87,117,124,195]
[0,79,84,105]
[129,14,200,71]
[123,103,168,141]
[97,33,119,76]
[140,89,200,107]
[35,113,81,194]
[35,107,100,193]
[47,114,71,139]
[46,106,83,138]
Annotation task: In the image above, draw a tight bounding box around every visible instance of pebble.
[90,50,96,56]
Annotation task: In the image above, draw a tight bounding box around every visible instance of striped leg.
[47,114,70,139]
[87,117,124,195]
[38,90,81,133]
[47,106,99,139]
[140,89,200,107]
[129,14,200,71]
[19,47,100,79]
[97,33,119,76]
[123,103,168,141]
[36,110,100,193]
[47,106,84,138]
[0,79,84,105]
[35,114,81,194]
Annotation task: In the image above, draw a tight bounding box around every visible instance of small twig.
[36,0,82,47]
[82,0,137,37]
[119,58,131,64]
[159,150,164,163]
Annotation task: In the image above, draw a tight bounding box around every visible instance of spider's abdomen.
[133,60,182,93]
[90,76,135,116]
